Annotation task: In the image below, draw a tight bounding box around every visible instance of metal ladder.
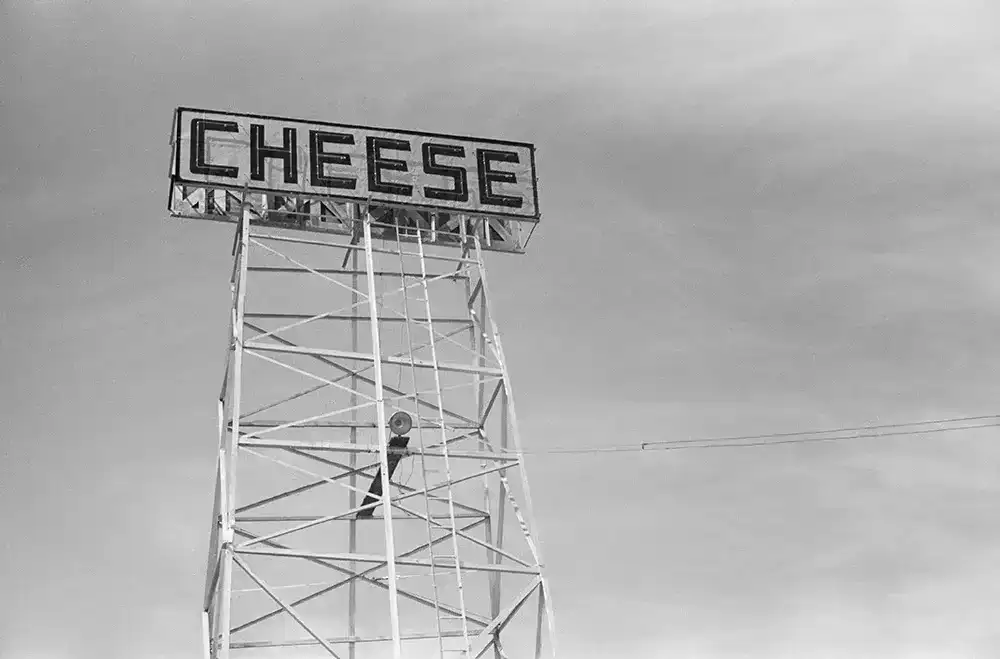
[393,227,472,658]
[416,229,472,658]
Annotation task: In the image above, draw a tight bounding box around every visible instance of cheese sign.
[171,108,540,220]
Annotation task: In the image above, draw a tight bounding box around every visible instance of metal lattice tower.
[174,179,557,657]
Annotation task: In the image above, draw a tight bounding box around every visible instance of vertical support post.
[470,263,504,659]
[534,585,547,659]
[473,237,558,657]
[217,203,250,659]
[348,208,360,659]
[203,401,226,618]
[362,213,402,659]
[202,611,212,659]
[491,389,509,658]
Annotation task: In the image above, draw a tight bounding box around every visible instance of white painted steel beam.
[237,437,519,462]
[235,548,541,575]
[244,342,504,377]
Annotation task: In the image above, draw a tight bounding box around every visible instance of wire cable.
[506,414,1000,455]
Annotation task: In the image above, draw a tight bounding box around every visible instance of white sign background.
[172,108,539,220]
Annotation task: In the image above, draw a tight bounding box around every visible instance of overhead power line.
[507,414,1000,455]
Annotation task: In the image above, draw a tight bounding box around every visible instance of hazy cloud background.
[3,1,1000,657]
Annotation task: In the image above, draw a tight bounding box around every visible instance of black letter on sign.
[366,137,413,197]
[422,143,468,202]
[310,131,356,190]
[250,124,298,184]
[476,149,522,208]
[190,119,239,178]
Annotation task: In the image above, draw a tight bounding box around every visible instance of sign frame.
[169,107,541,222]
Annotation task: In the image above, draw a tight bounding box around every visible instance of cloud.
[4,1,1000,657]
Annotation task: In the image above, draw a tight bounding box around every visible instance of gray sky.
[3,1,1000,657]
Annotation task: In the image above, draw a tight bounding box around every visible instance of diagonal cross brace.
[230,521,490,634]
[244,321,478,426]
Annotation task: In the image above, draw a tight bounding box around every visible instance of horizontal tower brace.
[235,420,480,430]
[232,630,468,649]
[245,312,473,325]
[236,514,487,523]
[238,438,518,462]
[250,231,479,264]
[236,548,541,575]
[245,342,504,377]
[247,267,468,280]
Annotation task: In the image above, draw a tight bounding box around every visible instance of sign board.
[170,108,540,220]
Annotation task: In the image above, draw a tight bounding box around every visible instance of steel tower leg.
[212,197,250,659]
[362,213,404,659]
